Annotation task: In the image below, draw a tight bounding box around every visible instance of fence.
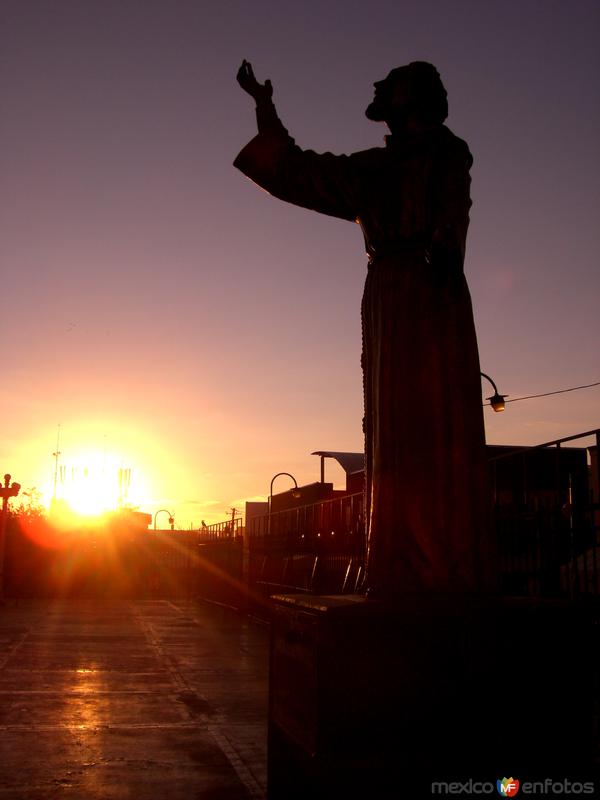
[490,429,599,599]
[3,521,244,602]
[246,492,365,601]
[198,517,243,540]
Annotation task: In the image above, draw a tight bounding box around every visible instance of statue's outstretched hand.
[237,60,273,103]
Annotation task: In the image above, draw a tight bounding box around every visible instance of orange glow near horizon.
[8,411,399,531]
[13,419,216,529]
[15,418,165,524]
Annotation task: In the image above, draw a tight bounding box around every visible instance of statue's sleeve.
[234,99,360,222]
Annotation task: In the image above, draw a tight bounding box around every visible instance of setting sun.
[10,418,215,530]
[41,450,151,520]
[17,419,165,525]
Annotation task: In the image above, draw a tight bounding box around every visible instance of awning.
[311,451,365,475]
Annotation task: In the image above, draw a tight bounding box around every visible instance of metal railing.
[248,491,364,544]
[198,517,243,541]
[246,491,365,597]
[488,428,599,598]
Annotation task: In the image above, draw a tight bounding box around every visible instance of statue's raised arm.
[236,60,273,104]
[233,61,362,222]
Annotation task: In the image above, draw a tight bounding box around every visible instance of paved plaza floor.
[0,599,269,799]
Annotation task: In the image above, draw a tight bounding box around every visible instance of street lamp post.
[153,509,174,530]
[481,372,507,412]
[0,474,21,599]
[268,472,299,538]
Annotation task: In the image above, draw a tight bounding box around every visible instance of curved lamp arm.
[268,472,300,536]
[481,372,507,412]
[153,508,174,530]
[270,472,299,497]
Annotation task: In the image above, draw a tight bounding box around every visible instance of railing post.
[592,432,600,593]
[242,522,251,592]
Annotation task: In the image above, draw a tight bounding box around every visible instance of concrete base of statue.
[267,593,595,799]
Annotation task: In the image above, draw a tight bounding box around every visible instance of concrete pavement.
[0,599,268,799]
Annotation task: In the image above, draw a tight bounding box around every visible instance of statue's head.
[365,62,448,127]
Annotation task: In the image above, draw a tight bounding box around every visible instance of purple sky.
[1,0,599,526]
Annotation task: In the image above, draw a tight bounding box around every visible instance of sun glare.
[17,420,194,529]
[40,450,151,522]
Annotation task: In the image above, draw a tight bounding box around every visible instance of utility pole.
[229,507,238,537]
[0,474,21,599]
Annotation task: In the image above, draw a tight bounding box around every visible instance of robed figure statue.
[235,61,493,596]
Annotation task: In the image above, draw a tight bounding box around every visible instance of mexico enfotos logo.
[431,777,596,795]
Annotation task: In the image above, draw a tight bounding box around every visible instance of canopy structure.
[311,451,365,484]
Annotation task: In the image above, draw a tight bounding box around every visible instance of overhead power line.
[505,380,600,404]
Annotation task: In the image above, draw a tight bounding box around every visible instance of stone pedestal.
[268,594,595,799]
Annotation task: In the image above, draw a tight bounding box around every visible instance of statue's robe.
[234,102,493,595]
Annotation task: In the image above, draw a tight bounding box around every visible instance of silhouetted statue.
[235,61,492,596]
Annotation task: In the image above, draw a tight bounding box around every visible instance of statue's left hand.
[237,60,273,103]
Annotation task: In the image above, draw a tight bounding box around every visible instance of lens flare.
[40,450,151,523]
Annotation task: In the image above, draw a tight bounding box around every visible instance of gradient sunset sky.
[1,0,598,527]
